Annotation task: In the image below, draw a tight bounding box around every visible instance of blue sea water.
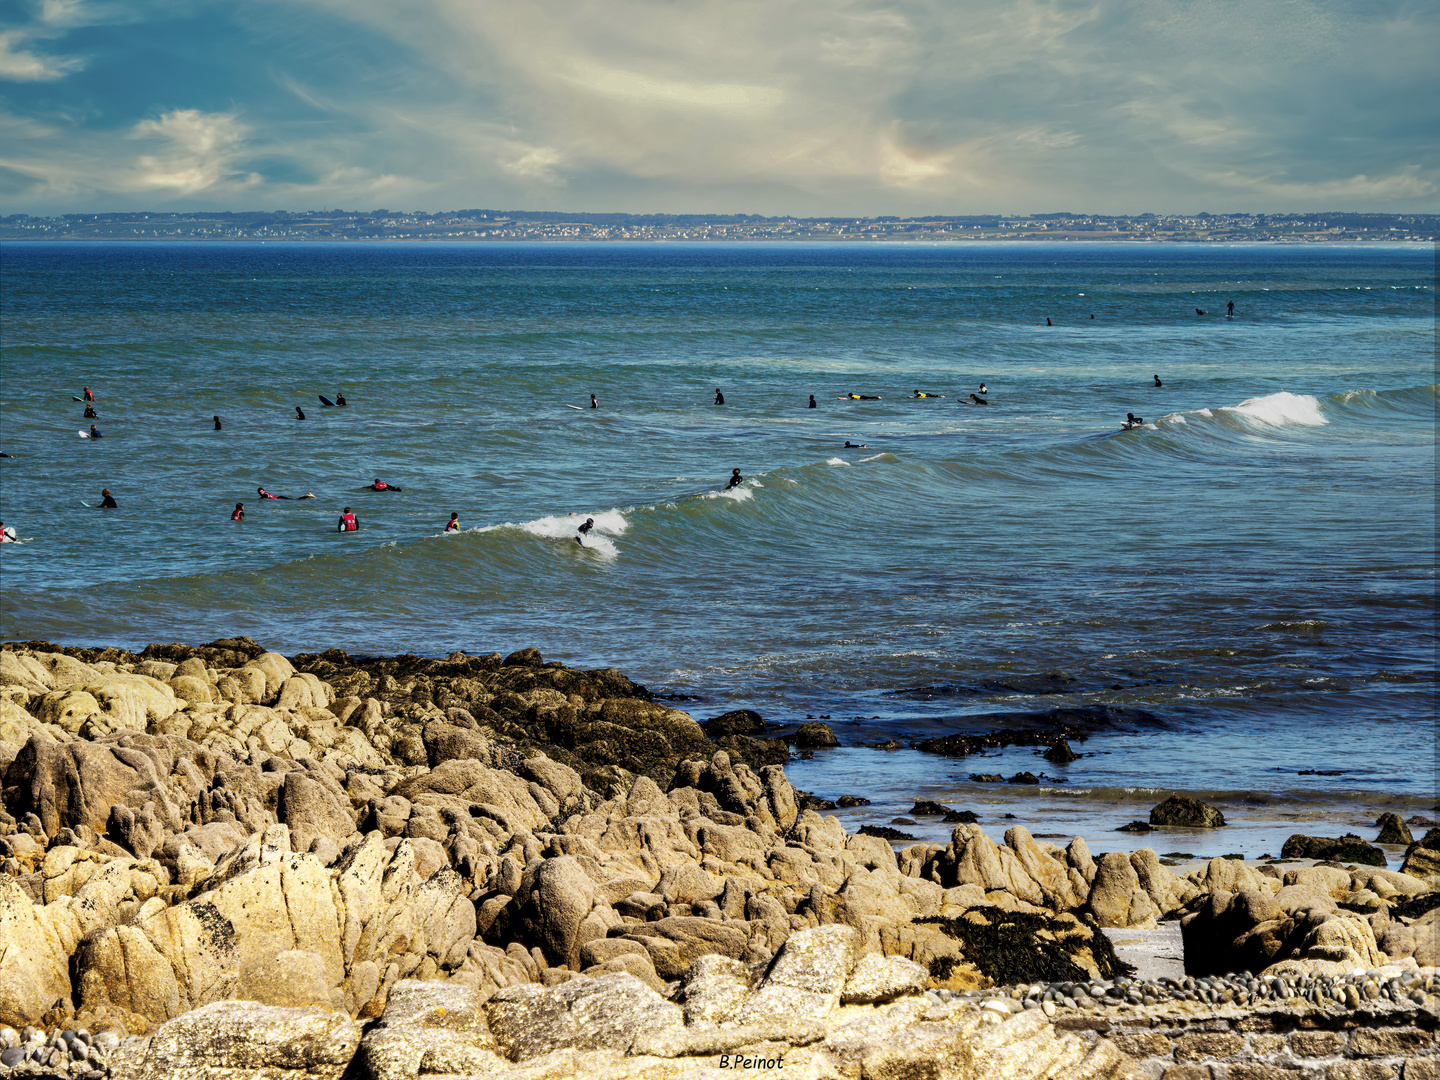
[1,240,1434,857]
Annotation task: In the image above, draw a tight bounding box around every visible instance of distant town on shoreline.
[2,208,1436,243]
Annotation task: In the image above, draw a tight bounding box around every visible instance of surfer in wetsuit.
[808,395,816,409]
[213,416,222,430]
[1227,301,1235,316]
[1123,412,1144,430]
[369,479,402,492]
[979,383,987,395]
[726,468,743,489]
[295,406,306,420]
[338,507,359,532]
[99,488,117,508]
[445,513,460,533]
[969,394,987,405]
[231,503,245,521]
[714,389,725,405]
[83,387,94,402]
[843,441,868,449]
[1154,375,1162,387]
[336,393,347,406]
[576,517,595,545]
[83,404,98,419]
[590,394,599,409]
[88,424,102,438]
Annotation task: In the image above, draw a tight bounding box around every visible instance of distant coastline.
[3,208,1436,243]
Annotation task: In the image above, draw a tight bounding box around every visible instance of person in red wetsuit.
[83,387,94,402]
[337,507,359,532]
[231,503,245,521]
[257,487,279,499]
[368,479,402,491]
[445,513,459,532]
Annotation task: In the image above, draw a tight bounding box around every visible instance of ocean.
[1,240,1434,860]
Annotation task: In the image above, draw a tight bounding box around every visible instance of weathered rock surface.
[1149,794,1226,828]
[1281,832,1387,867]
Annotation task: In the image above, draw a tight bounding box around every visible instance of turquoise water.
[1,241,1434,854]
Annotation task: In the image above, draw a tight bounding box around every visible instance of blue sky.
[1,0,1435,215]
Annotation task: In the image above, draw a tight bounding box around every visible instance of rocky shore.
[0,639,1436,1079]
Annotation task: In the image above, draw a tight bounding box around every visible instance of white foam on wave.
[704,485,753,502]
[1227,391,1327,427]
[859,453,890,462]
[515,509,629,540]
[826,457,850,466]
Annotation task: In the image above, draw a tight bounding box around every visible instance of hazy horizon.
[1,1,1435,218]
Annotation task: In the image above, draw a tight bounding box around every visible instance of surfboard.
[564,405,585,411]
[72,396,84,402]
[318,395,335,407]
[78,430,89,438]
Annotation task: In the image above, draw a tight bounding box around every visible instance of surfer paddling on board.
[368,479,402,492]
[99,488,117,508]
[843,441,868,449]
[231,503,245,521]
[726,468,743,490]
[1122,413,1144,430]
[911,390,944,398]
[968,394,988,405]
[337,507,359,532]
[0,522,16,543]
[576,517,595,545]
[445,513,460,533]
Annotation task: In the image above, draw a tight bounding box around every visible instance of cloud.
[129,109,253,192]
[0,0,1435,213]
[0,29,86,81]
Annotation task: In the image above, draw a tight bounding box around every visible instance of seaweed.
[917,910,1135,986]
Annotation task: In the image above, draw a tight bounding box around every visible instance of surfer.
[337,507,359,532]
[808,395,816,409]
[969,395,988,405]
[714,389,725,405]
[1195,308,1207,316]
[1227,301,1234,316]
[1154,375,1162,387]
[213,416,222,430]
[726,468,743,490]
[336,393,347,406]
[978,383,987,396]
[257,487,279,499]
[0,521,15,543]
[841,394,881,400]
[445,513,460,533]
[576,517,595,545]
[911,390,943,399]
[369,479,402,492]
[843,441,868,449]
[295,406,306,420]
[83,404,98,419]
[590,394,599,409]
[1046,318,1052,326]
[1122,412,1144,430]
[231,503,245,521]
[88,424,102,438]
[99,488,117,508]
[83,387,94,402]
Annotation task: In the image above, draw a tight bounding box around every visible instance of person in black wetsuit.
[1154,375,1162,387]
[808,395,816,408]
[843,441,868,448]
[84,404,98,419]
[590,394,599,409]
[213,415,222,430]
[714,389,725,405]
[295,406,306,420]
[1227,301,1234,316]
[726,468,743,489]
[88,424,102,438]
[576,517,595,544]
[969,394,987,405]
[1123,412,1144,430]
[99,488,117,508]
[336,393,347,406]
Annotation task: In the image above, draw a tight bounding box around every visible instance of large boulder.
[0,880,73,1026]
[484,972,683,1060]
[107,1000,361,1080]
[1375,813,1413,846]
[1085,852,1160,928]
[1149,795,1225,828]
[1280,833,1386,867]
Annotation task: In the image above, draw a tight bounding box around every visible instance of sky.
[0,0,1436,216]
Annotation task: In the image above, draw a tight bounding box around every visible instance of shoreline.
[1,638,1436,1077]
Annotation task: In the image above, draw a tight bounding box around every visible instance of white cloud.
[129,109,252,192]
[0,29,86,81]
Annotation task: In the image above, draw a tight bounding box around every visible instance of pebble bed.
[0,1025,120,1076]
[931,969,1437,1025]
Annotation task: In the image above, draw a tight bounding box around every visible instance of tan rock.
[1085,852,1160,928]
[841,952,929,1004]
[484,971,683,1060]
[0,879,72,1026]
